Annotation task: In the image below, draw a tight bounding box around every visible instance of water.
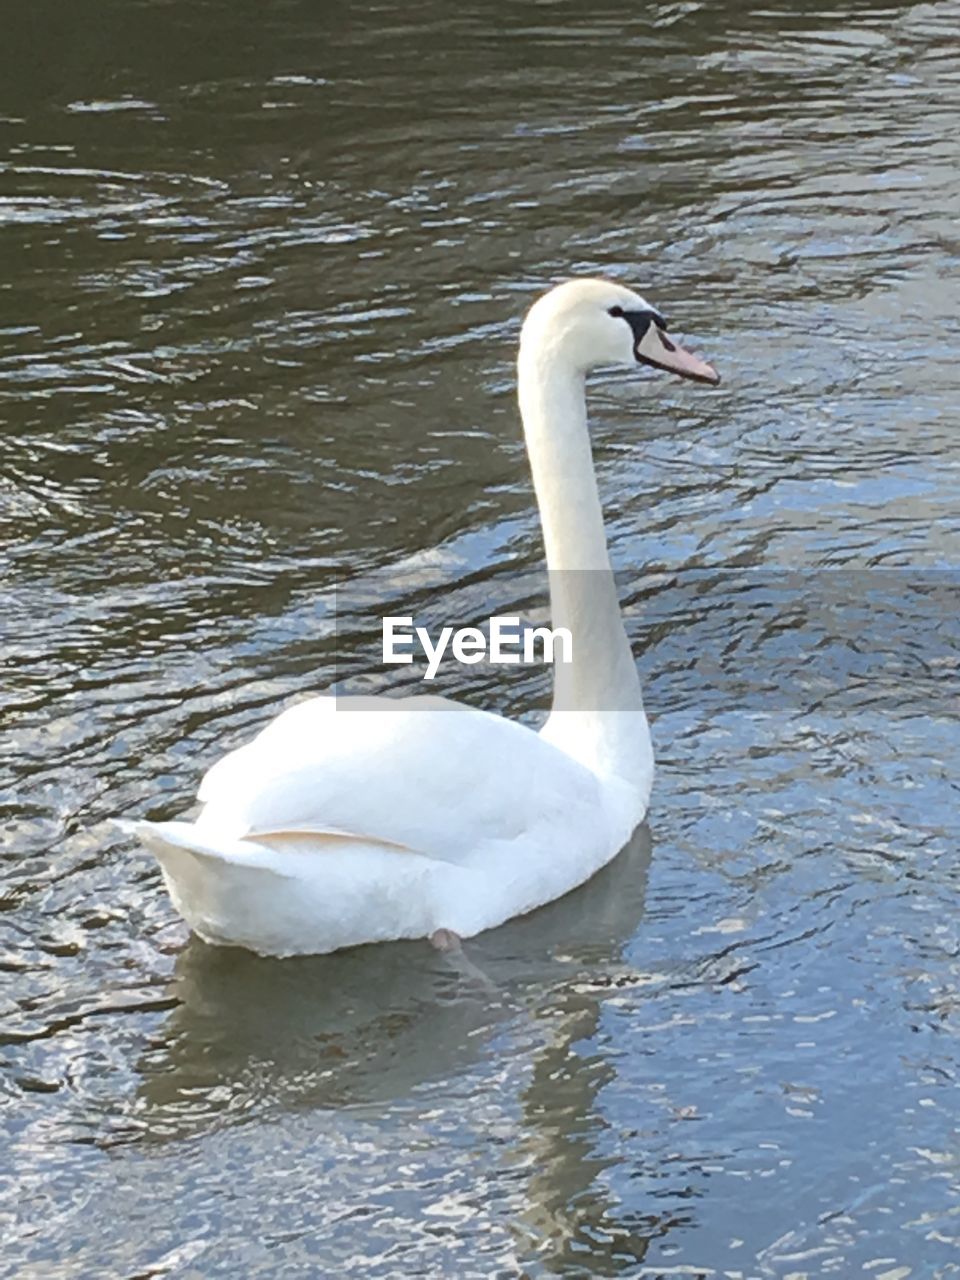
[2,0,959,1274]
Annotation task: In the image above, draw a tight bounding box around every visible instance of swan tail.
[121,818,445,955]
[126,819,284,870]
[126,819,317,953]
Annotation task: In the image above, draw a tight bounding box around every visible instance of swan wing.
[195,693,603,863]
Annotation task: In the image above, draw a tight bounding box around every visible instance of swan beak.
[635,323,720,386]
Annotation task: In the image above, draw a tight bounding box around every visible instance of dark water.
[3,0,960,1275]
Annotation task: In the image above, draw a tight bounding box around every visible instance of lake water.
[2,1,959,1275]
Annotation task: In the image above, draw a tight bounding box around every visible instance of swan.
[130,278,719,957]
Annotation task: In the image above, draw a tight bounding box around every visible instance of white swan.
[131,278,718,957]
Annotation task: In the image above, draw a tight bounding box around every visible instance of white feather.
[127,279,719,956]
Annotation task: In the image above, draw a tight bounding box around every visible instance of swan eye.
[608,305,625,318]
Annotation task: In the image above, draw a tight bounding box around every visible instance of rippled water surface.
[3,1,960,1275]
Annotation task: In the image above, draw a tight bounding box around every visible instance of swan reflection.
[133,827,651,1138]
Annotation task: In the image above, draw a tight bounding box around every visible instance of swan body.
[132,278,718,956]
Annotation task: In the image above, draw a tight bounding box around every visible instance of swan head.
[520,277,719,386]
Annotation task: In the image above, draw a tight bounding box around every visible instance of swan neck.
[518,350,609,573]
[517,343,645,741]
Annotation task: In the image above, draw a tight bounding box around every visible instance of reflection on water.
[135,829,650,1141]
[3,0,960,1275]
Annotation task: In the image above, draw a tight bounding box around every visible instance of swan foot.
[429,929,499,995]
[429,928,462,953]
